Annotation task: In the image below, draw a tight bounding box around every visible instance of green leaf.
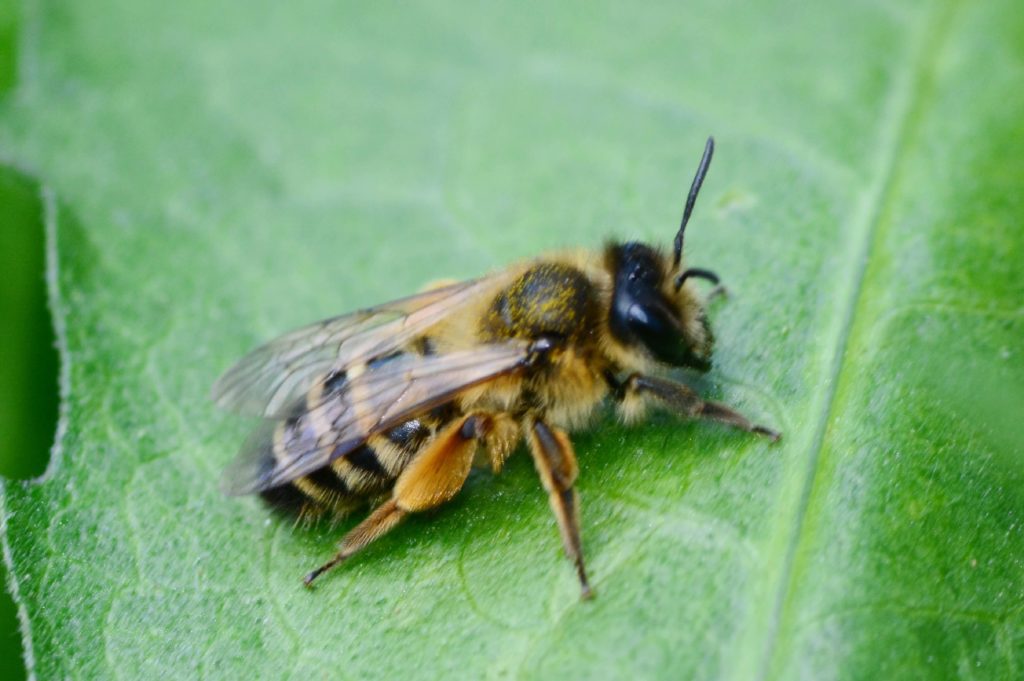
[2,0,1023,678]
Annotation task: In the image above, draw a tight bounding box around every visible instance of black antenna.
[675,267,720,288]
[672,136,715,269]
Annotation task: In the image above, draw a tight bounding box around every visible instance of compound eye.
[627,302,710,371]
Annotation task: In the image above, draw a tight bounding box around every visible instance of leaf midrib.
[754,1,964,677]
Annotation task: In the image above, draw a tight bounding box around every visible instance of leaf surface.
[2,0,1022,678]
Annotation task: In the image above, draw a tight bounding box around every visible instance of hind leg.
[304,413,488,586]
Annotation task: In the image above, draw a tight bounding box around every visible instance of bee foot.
[303,557,344,587]
[754,425,781,442]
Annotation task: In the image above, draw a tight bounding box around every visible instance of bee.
[213,137,779,599]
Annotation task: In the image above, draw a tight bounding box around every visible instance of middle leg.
[527,418,592,600]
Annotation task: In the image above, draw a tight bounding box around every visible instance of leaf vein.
[756,1,967,677]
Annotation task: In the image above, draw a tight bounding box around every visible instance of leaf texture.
[1,0,1022,678]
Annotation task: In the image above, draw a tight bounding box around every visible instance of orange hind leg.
[303,412,491,586]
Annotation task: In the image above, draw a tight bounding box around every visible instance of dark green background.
[1,170,53,679]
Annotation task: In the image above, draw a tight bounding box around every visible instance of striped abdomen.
[259,346,457,518]
[261,416,449,518]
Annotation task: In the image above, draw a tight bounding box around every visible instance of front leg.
[526,418,593,600]
[617,373,781,441]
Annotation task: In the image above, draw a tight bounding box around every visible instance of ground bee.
[213,137,779,599]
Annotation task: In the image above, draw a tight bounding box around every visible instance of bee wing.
[211,274,511,418]
[220,342,530,496]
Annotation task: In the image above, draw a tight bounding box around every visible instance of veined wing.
[211,273,512,418]
[220,342,531,496]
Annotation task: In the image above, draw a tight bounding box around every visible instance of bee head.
[608,242,713,371]
[607,137,719,371]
